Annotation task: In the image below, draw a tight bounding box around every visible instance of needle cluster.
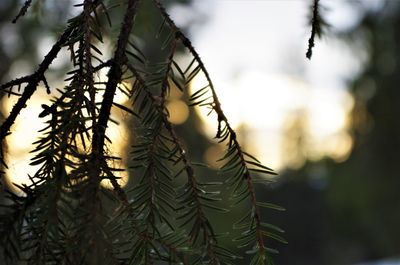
[0,1,284,264]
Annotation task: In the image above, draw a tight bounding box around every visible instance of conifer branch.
[0,0,104,143]
[127,41,224,263]
[83,0,97,126]
[103,165,188,264]
[91,0,140,162]
[306,0,321,59]
[1,0,284,263]
[59,2,144,261]
[0,26,73,142]
[12,0,33,23]
[163,119,222,264]
[154,0,280,262]
[126,65,181,262]
[87,1,141,219]
[0,22,75,183]
[159,43,222,264]
[0,75,30,93]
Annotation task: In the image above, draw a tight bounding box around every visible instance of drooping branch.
[0,76,30,93]
[12,0,33,23]
[0,26,74,142]
[60,3,144,261]
[158,42,222,264]
[153,0,279,261]
[84,2,142,221]
[306,0,321,59]
[91,0,141,161]
[1,0,285,263]
[126,34,231,263]
[0,0,104,143]
[82,0,98,125]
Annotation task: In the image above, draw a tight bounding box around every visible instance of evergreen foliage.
[0,0,284,264]
[306,0,327,60]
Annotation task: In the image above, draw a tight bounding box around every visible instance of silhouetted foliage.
[306,0,327,60]
[0,1,282,264]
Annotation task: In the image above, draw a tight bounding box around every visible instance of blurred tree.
[328,1,400,260]
[270,1,400,265]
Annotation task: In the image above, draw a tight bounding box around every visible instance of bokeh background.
[1,0,400,264]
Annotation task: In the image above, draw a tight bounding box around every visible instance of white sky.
[169,0,376,170]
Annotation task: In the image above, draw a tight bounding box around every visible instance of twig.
[83,0,97,127]
[0,76,30,91]
[12,0,33,23]
[127,54,221,264]
[306,0,321,60]
[91,0,141,160]
[0,26,74,141]
[154,0,274,259]
[90,0,141,207]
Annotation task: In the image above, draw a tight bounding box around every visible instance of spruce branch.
[12,0,33,23]
[127,86,180,263]
[91,0,141,163]
[86,1,142,222]
[0,22,76,184]
[0,26,73,142]
[0,75,30,95]
[127,41,225,263]
[83,0,97,126]
[11,31,116,262]
[0,0,104,143]
[306,0,322,60]
[153,0,281,263]
[1,0,285,263]
[103,166,188,264]
[159,42,222,265]
[0,189,39,263]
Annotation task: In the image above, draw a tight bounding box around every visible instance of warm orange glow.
[191,71,354,170]
[2,91,49,191]
[204,145,224,169]
[324,132,353,163]
[95,77,131,189]
[99,116,129,189]
[166,100,189,125]
[2,83,131,191]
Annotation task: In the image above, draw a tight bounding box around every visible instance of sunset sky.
[169,0,382,170]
